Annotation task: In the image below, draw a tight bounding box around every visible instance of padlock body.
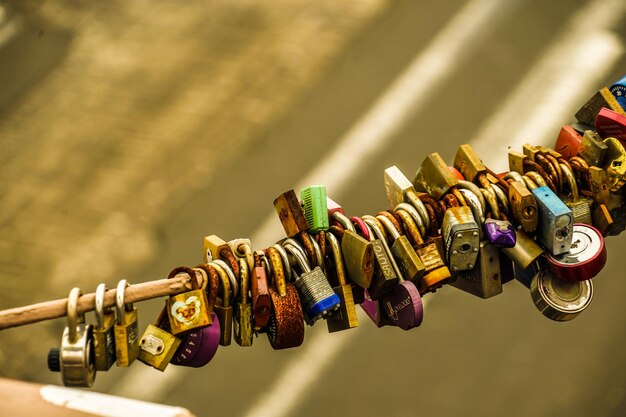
[250,265,272,328]
[380,281,423,330]
[384,165,413,208]
[327,284,358,333]
[415,241,450,293]
[442,206,480,271]
[171,313,220,368]
[166,289,211,335]
[502,229,544,269]
[564,197,592,225]
[589,167,610,205]
[367,239,399,300]
[93,313,116,371]
[267,285,304,349]
[530,269,593,322]
[214,304,233,346]
[575,87,625,126]
[114,308,139,367]
[341,230,374,288]
[234,301,254,347]
[578,130,608,166]
[555,125,583,158]
[454,144,486,182]
[602,137,626,191]
[451,241,503,299]
[508,151,526,174]
[204,234,232,262]
[391,236,425,283]
[138,324,181,372]
[413,153,459,200]
[301,185,329,232]
[274,190,309,237]
[509,181,538,232]
[294,266,340,325]
[60,324,97,387]
[483,218,516,248]
[596,107,626,144]
[532,186,573,255]
[592,203,613,235]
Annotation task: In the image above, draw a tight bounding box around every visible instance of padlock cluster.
[47,75,626,388]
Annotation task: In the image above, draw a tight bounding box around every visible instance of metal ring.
[458,180,486,212]
[491,183,509,216]
[212,259,239,301]
[67,287,81,343]
[522,175,538,190]
[95,283,107,330]
[309,233,325,271]
[525,171,547,188]
[272,244,293,282]
[503,171,525,184]
[326,232,347,286]
[283,243,310,274]
[394,203,426,242]
[332,211,355,233]
[363,216,403,280]
[458,188,485,229]
[480,187,501,220]
[395,208,425,247]
[405,191,430,231]
[237,257,249,303]
[560,162,579,201]
[376,214,401,241]
[209,261,233,307]
[115,280,130,325]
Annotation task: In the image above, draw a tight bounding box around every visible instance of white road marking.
[471,0,626,172]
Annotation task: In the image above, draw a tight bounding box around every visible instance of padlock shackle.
[237,258,250,303]
[560,162,579,201]
[115,280,131,325]
[212,259,239,301]
[394,202,426,239]
[283,243,310,274]
[271,244,293,283]
[375,215,401,241]
[209,262,234,308]
[267,247,287,297]
[66,287,81,343]
[326,232,348,287]
[332,211,355,233]
[94,284,107,330]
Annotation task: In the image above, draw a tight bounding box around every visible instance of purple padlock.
[171,312,220,368]
[360,289,392,328]
[379,281,423,330]
[484,218,516,248]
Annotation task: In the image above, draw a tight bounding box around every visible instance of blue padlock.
[531,186,573,256]
[610,75,626,111]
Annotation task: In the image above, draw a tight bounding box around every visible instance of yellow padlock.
[166,266,211,335]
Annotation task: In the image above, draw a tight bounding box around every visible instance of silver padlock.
[441,206,480,271]
[47,287,97,387]
[283,240,340,325]
[450,241,503,299]
[529,268,593,321]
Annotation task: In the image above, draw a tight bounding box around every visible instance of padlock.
[529,268,593,322]
[522,144,540,162]
[578,130,608,167]
[457,188,485,231]
[554,125,583,158]
[166,266,211,335]
[441,206,480,271]
[589,166,610,205]
[384,165,429,234]
[92,283,116,371]
[602,137,626,191]
[379,278,423,331]
[575,86,626,126]
[301,185,329,232]
[250,252,272,330]
[47,288,97,387]
[233,257,253,347]
[266,246,305,348]
[170,264,220,367]
[274,189,310,237]
[592,204,614,235]
[203,235,240,277]
[508,181,538,232]
[360,289,395,328]
[138,308,181,372]
[375,214,425,284]
[413,152,459,200]
[283,240,340,325]
[211,261,234,346]
[596,107,626,144]
[508,151,527,174]
[325,233,359,333]
[454,144,487,183]
[501,228,544,270]
[114,280,139,367]
[532,186,574,256]
[560,162,592,225]
[415,239,451,294]
[341,229,374,289]
[359,234,398,300]
[609,75,626,110]
[483,218,516,248]
[545,224,607,282]
[450,241,503,299]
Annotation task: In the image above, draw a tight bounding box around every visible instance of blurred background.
[0,0,625,416]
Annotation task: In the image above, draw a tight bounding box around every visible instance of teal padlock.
[532,186,573,256]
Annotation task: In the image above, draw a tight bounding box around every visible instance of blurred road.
[0,0,625,416]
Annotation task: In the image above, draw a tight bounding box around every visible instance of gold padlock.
[166,266,211,335]
[602,137,626,191]
[508,151,526,174]
[578,130,608,167]
[114,280,139,367]
[575,87,626,126]
[138,308,181,372]
[508,181,538,233]
[413,152,459,200]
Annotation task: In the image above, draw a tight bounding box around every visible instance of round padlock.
[529,268,593,322]
[545,224,606,282]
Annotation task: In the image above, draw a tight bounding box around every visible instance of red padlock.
[554,125,583,158]
[595,107,626,144]
[545,224,606,282]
